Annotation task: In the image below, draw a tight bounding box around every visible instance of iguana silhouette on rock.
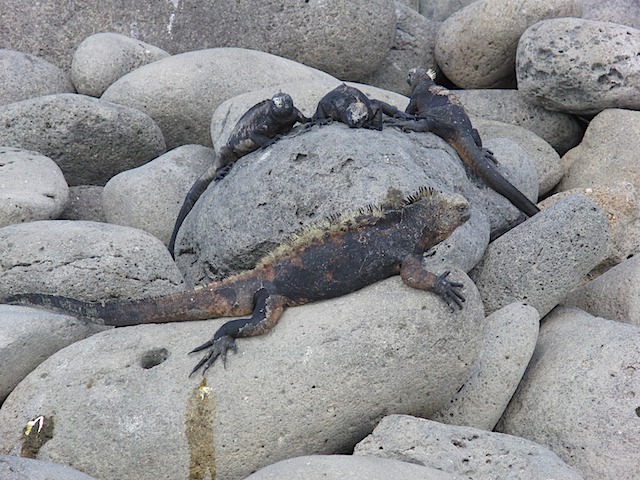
[2,187,470,375]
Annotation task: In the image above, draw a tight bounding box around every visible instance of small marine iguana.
[388,68,540,218]
[310,83,414,131]
[168,92,310,257]
[3,187,470,375]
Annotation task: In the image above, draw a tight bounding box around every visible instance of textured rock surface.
[59,186,106,222]
[0,276,484,480]
[497,306,640,480]
[517,18,640,114]
[355,415,585,479]
[0,94,166,186]
[0,147,69,228]
[0,455,98,480]
[581,0,640,28]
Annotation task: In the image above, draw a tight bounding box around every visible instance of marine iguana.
[168,92,310,257]
[2,187,470,375]
[388,68,540,218]
[310,83,414,131]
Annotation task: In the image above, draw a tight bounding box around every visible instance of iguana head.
[406,67,437,91]
[270,92,294,116]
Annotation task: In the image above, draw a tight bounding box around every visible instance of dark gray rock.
[59,186,106,222]
[470,194,609,316]
[0,147,69,228]
[354,414,585,479]
[0,49,75,107]
[0,455,98,480]
[497,306,640,480]
[517,18,640,114]
[0,94,166,186]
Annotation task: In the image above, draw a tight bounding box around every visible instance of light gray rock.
[558,109,640,192]
[0,306,107,403]
[354,414,585,480]
[0,220,183,301]
[59,186,106,222]
[474,119,564,196]
[497,306,640,480]
[0,93,166,186]
[0,275,484,480]
[435,0,582,88]
[0,49,75,107]
[103,144,214,245]
[563,255,640,325]
[418,0,475,21]
[0,147,69,228]
[0,455,98,480]
[431,302,540,430]
[361,4,440,96]
[452,89,584,155]
[581,0,640,30]
[470,194,609,316]
[517,18,640,114]
[245,455,463,480]
[102,48,336,149]
[71,32,170,97]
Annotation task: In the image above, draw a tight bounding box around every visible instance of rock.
[0,220,183,301]
[0,455,98,480]
[0,275,484,480]
[517,18,640,114]
[59,186,106,222]
[0,306,107,403]
[418,0,475,21]
[581,0,640,29]
[245,455,463,480]
[354,414,585,479]
[102,48,335,150]
[71,33,170,97]
[469,194,609,316]
[431,302,540,430]
[0,94,166,186]
[473,119,564,196]
[563,255,640,325]
[557,109,640,192]
[361,4,440,96]
[102,144,214,245]
[452,89,583,155]
[175,124,528,286]
[0,49,75,107]
[0,147,69,228]
[435,0,582,88]
[496,306,640,480]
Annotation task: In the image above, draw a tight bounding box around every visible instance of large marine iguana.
[2,187,470,375]
[310,83,414,131]
[168,92,310,257]
[388,68,540,218]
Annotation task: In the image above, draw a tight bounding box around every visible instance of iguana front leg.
[400,255,465,310]
[189,288,286,374]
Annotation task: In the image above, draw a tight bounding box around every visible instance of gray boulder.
[581,0,640,29]
[435,0,582,88]
[431,302,540,430]
[0,275,484,480]
[102,48,336,149]
[103,144,214,245]
[354,414,585,479]
[0,49,75,107]
[0,220,183,301]
[0,93,166,186]
[418,0,475,21]
[0,147,69,228]
[517,18,640,114]
[245,455,463,480]
[497,306,640,480]
[0,455,97,480]
[59,186,106,222]
[470,194,610,316]
[71,32,170,97]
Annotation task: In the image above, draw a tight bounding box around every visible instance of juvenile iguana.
[310,83,414,131]
[168,92,310,257]
[2,187,470,375]
[388,68,540,218]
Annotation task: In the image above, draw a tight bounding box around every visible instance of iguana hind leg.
[189,288,285,374]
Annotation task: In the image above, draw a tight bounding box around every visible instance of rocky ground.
[1,1,640,479]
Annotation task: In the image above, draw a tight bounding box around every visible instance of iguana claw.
[435,271,465,311]
[190,335,238,375]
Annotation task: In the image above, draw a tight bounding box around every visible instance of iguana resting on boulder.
[310,83,414,131]
[168,92,310,257]
[388,68,540,218]
[2,187,470,375]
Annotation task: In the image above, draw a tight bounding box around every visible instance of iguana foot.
[434,271,465,311]
[483,148,499,165]
[189,335,238,375]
